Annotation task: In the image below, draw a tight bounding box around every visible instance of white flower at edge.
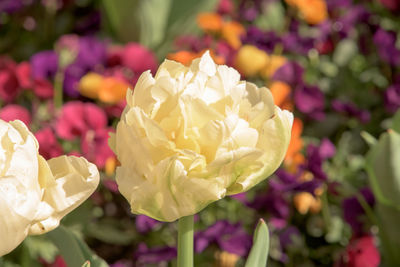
[109,51,293,222]
[0,119,99,256]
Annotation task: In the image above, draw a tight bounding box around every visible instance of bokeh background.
[1,0,400,266]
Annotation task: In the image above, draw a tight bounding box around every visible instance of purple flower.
[63,63,87,97]
[135,215,161,234]
[272,61,304,88]
[332,99,370,123]
[342,188,375,236]
[305,139,335,180]
[279,226,300,250]
[76,36,107,69]
[373,28,400,66]
[337,6,370,38]
[384,84,400,113]
[281,33,314,55]
[133,243,176,266]
[195,221,252,256]
[241,26,281,53]
[0,0,23,14]
[294,85,325,120]
[31,51,58,80]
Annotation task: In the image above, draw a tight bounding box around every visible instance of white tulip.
[0,120,99,256]
[109,51,293,222]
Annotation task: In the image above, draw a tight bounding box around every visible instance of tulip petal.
[29,155,99,235]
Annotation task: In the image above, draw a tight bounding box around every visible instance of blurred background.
[1,0,400,266]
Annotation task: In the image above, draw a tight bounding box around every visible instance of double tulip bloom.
[110,52,293,222]
[0,120,99,256]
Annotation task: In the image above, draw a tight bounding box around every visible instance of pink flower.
[81,127,114,168]
[35,127,63,160]
[121,43,158,74]
[0,104,31,126]
[56,101,107,140]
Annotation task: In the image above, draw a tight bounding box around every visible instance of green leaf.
[390,109,400,133]
[333,39,358,66]
[254,2,285,32]
[245,219,270,267]
[360,131,377,147]
[46,225,108,267]
[101,0,141,43]
[136,0,172,48]
[82,261,91,267]
[366,130,400,210]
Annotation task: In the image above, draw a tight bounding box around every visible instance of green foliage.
[46,225,108,267]
[245,219,270,267]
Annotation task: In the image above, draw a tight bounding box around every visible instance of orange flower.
[167,51,200,66]
[285,118,304,166]
[270,81,291,107]
[221,21,245,49]
[168,50,225,66]
[197,13,224,32]
[293,192,322,214]
[287,0,328,25]
[98,77,130,104]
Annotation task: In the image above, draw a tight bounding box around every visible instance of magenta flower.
[0,104,31,126]
[56,101,107,140]
[121,43,158,75]
[384,84,400,113]
[135,215,161,234]
[294,85,325,120]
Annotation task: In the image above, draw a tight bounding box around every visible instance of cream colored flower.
[109,51,293,222]
[0,120,99,256]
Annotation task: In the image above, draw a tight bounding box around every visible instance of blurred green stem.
[177,215,194,267]
[54,71,63,109]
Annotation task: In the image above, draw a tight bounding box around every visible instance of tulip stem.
[177,215,194,267]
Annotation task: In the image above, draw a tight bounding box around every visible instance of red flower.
[0,57,21,102]
[33,78,54,99]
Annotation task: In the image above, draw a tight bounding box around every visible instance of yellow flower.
[79,72,104,99]
[109,51,293,221]
[234,45,269,77]
[0,120,99,256]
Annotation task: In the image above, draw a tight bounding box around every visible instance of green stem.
[177,215,194,267]
[54,71,64,109]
